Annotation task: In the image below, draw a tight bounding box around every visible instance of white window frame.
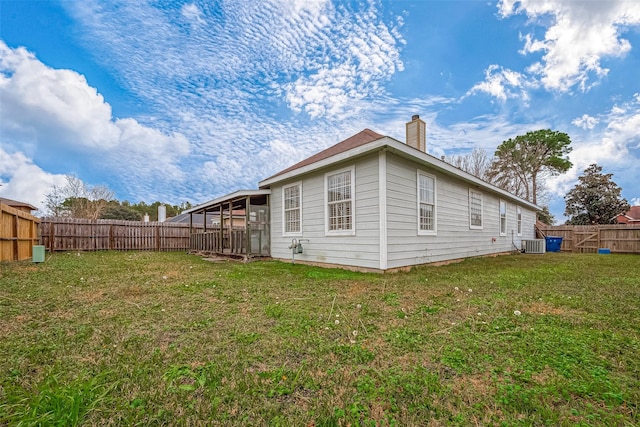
[469,189,483,230]
[282,181,302,236]
[499,200,507,236]
[325,166,356,236]
[516,206,522,236]
[417,171,437,235]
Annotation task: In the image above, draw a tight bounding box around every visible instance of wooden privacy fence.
[1,203,40,261]
[39,218,197,252]
[538,224,640,254]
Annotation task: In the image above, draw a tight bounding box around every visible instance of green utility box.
[32,245,45,263]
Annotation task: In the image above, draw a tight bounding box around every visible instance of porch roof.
[182,189,271,215]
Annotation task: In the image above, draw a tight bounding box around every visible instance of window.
[469,190,483,229]
[418,172,436,234]
[326,167,355,234]
[283,182,301,235]
[516,206,522,236]
[499,200,507,236]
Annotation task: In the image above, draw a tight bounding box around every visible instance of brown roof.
[620,205,640,221]
[0,197,37,211]
[263,128,384,181]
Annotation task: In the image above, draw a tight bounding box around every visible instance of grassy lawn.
[0,251,638,426]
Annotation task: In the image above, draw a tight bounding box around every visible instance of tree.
[445,148,492,181]
[100,202,142,220]
[44,185,66,217]
[487,129,572,205]
[537,206,555,225]
[564,164,629,225]
[44,175,114,219]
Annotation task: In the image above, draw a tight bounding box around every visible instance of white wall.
[269,150,537,271]
[385,153,537,269]
[270,153,381,270]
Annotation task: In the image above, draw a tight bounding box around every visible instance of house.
[259,115,540,271]
[167,211,247,227]
[0,197,37,214]
[185,115,540,272]
[616,206,640,224]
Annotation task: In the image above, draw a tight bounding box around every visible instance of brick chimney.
[406,114,426,152]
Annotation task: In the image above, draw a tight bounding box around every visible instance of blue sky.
[1,0,639,222]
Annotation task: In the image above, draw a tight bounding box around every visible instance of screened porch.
[184,190,270,258]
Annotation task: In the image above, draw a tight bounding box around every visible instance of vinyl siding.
[385,153,536,268]
[269,149,537,271]
[270,153,380,269]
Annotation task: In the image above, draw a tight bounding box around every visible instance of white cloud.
[64,0,404,122]
[0,41,190,200]
[0,149,67,212]
[571,114,599,130]
[547,94,640,196]
[631,197,640,206]
[181,3,205,26]
[0,42,118,149]
[46,0,406,204]
[498,0,640,92]
[467,65,534,102]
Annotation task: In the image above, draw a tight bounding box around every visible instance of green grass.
[1,251,638,426]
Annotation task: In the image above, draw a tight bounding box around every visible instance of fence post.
[12,213,19,261]
[156,224,160,252]
[50,221,55,252]
[245,196,251,256]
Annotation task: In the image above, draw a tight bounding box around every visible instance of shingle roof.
[263,128,384,181]
[624,206,640,220]
[0,197,37,211]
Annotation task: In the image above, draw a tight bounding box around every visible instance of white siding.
[270,154,380,269]
[385,153,537,268]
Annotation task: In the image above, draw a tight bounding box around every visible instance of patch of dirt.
[122,285,149,297]
[156,331,181,351]
[526,301,584,316]
[96,308,115,317]
[48,310,75,320]
[449,372,497,402]
[159,270,181,279]
[343,281,370,298]
[204,295,221,304]
[74,290,106,303]
[15,314,31,322]
[202,256,232,263]
[530,366,560,384]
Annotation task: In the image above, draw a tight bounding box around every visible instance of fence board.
[39,218,197,252]
[538,224,640,254]
[1,203,40,261]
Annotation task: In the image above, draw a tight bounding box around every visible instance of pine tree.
[488,129,572,205]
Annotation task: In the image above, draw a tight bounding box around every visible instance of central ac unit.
[522,239,545,254]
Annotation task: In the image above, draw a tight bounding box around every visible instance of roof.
[0,197,37,211]
[262,129,384,181]
[166,213,205,224]
[618,205,640,222]
[258,128,541,212]
[182,189,271,215]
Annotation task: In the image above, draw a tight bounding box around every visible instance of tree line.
[44,176,191,221]
[444,129,629,225]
